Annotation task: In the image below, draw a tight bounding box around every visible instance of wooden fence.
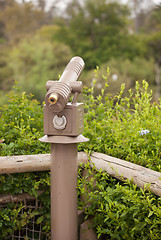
[0,152,161,240]
[0,152,161,196]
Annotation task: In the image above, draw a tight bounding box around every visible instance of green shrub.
[0,84,49,155]
[79,70,161,172]
[78,164,161,240]
[0,74,161,239]
[0,85,50,238]
[84,57,156,100]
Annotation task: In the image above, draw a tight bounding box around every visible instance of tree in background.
[0,0,54,103]
[143,4,161,100]
[51,0,148,69]
[0,0,47,43]
[0,0,161,103]
[127,0,155,33]
[8,35,72,101]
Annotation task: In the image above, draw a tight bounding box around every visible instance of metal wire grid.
[1,199,50,240]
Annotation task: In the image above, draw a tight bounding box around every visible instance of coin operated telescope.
[44,56,84,136]
[40,56,89,240]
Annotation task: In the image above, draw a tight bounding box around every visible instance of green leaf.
[36,216,44,225]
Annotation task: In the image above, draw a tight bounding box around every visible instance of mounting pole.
[51,143,77,239]
[40,135,88,240]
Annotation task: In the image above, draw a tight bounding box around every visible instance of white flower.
[140,129,150,136]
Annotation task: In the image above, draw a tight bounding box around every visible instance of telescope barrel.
[45,57,85,113]
[59,56,85,84]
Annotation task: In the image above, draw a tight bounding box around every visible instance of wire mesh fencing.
[0,196,50,240]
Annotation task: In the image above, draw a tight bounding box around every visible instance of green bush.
[84,57,155,95]
[0,75,161,239]
[80,70,161,172]
[0,84,49,155]
[0,85,50,237]
[78,164,161,240]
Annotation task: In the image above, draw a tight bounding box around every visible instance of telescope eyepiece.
[48,93,58,105]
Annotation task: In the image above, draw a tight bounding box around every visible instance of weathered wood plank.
[90,152,161,197]
[0,154,50,174]
[0,191,44,204]
[0,152,88,174]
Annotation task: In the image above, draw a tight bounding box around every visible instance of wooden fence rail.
[90,152,161,197]
[0,152,87,174]
[0,152,161,197]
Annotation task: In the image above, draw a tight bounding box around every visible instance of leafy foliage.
[1,76,161,238]
[79,71,161,172]
[0,85,48,155]
[0,0,161,103]
[84,57,156,99]
[0,86,50,238]
[78,164,161,239]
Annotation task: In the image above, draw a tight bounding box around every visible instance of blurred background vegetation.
[0,0,161,104]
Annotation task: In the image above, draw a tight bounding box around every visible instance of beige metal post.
[51,143,77,240]
[39,135,88,240]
